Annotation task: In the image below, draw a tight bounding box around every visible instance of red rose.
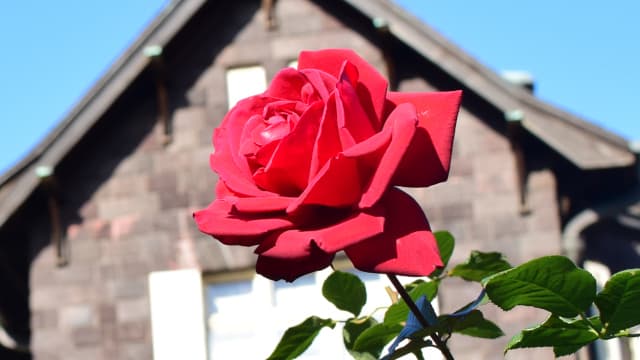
[194,49,461,282]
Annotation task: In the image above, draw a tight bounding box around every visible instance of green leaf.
[383,280,439,325]
[453,310,504,339]
[457,319,504,339]
[322,271,367,317]
[383,338,432,360]
[430,231,455,277]
[267,316,336,360]
[343,318,380,360]
[553,343,590,357]
[353,323,403,354]
[506,315,598,356]
[449,251,512,282]
[485,256,596,317]
[595,268,640,335]
[439,310,504,339]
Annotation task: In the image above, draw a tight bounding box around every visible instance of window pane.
[149,269,207,360]
[206,280,262,358]
[225,66,267,109]
[205,271,442,359]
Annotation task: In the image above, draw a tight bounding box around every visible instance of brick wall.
[27,0,565,359]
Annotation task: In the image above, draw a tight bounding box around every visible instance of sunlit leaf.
[440,310,504,339]
[506,315,598,356]
[485,256,596,317]
[430,231,455,277]
[595,268,640,335]
[267,316,336,360]
[353,323,403,354]
[343,317,379,360]
[450,251,511,282]
[322,271,367,317]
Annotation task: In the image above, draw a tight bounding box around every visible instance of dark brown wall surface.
[24,1,565,359]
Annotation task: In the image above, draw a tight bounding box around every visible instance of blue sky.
[1,1,638,174]
[395,1,640,140]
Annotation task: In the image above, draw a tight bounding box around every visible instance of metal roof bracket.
[506,110,531,216]
[35,165,68,267]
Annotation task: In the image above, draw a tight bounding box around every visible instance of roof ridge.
[0,0,185,187]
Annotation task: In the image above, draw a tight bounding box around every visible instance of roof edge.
[0,0,207,226]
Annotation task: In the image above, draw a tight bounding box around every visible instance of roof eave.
[0,0,207,227]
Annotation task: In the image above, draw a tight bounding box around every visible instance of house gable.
[0,0,636,359]
[0,0,635,229]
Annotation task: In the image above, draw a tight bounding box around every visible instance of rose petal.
[357,103,418,208]
[333,85,356,149]
[387,90,462,187]
[229,196,295,214]
[300,68,337,102]
[254,229,335,282]
[254,140,280,168]
[299,49,388,123]
[310,208,385,253]
[210,146,274,197]
[310,93,343,178]
[338,124,394,203]
[254,229,312,258]
[336,74,377,145]
[287,154,361,212]
[254,208,383,256]
[341,128,390,158]
[345,188,442,276]
[256,246,334,282]
[217,96,273,176]
[239,114,265,158]
[265,67,309,100]
[194,200,293,240]
[253,166,299,196]
[253,101,323,193]
[215,181,234,198]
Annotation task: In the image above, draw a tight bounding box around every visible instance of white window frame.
[149,269,208,360]
[203,261,441,359]
[225,65,267,110]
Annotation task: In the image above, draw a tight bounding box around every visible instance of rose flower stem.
[387,274,455,360]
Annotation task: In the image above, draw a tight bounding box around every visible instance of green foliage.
[484,256,597,317]
[404,309,503,342]
[506,315,599,357]
[449,251,512,282]
[486,258,640,356]
[267,239,640,360]
[594,268,640,335]
[267,316,336,360]
[322,271,367,317]
[439,310,504,339]
[343,318,381,360]
[430,231,455,277]
[352,323,404,356]
[383,280,439,325]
